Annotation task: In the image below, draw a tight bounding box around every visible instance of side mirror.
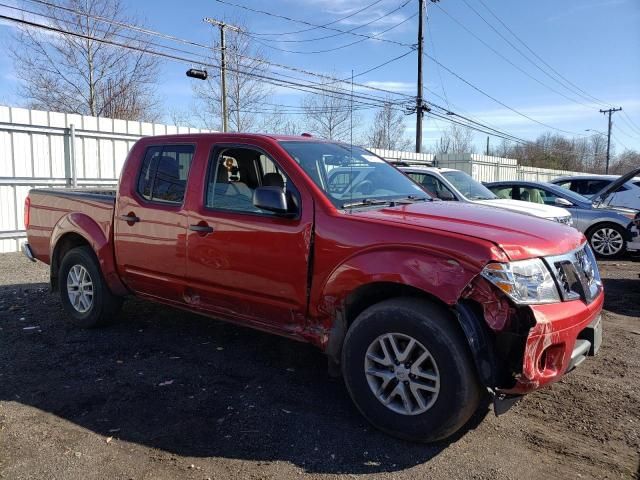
[555,197,574,207]
[438,190,455,201]
[253,186,289,215]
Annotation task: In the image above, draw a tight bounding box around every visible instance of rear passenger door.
[114,144,194,304]
[185,145,313,331]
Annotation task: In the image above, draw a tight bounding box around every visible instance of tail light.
[24,197,31,229]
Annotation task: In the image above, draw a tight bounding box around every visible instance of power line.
[0,12,391,110]
[249,0,386,37]
[425,10,450,109]
[212,0,414,49]
[1,8,590,156]
[435,2,597,109]
[620,111,640,135]
[242,12,417,55]
[422,50,585,136]
[474,0,614,109]
[259,0,412,44]
[16,0,414,104]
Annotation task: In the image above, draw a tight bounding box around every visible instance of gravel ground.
[0,252,638,480]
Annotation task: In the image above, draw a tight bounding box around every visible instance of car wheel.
[59,246,123,328]
[341,297,482,443]
[588,223,627,258]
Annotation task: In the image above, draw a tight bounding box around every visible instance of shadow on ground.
[0,281,488,474]
[602,277,640,317]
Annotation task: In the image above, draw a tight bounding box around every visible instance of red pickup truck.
[23,133,603,442]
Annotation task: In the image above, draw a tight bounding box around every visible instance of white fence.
[0,105,589,253]
[0,105,212,253]
[433,153,586,183]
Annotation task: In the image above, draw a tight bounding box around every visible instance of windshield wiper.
[402,195,431,202]
[342,198,392,209]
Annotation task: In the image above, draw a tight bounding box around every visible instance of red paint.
[25,133,602,395]
[502,291,604,394]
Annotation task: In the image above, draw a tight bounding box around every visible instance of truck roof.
[136,132,330,143]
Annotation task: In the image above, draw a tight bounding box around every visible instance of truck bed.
[27,188,116,265]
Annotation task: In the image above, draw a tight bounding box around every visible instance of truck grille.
[545,244,602,304]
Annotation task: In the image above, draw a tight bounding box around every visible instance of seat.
[263,172,284,189]
[154,155,185,202]
[208,161,253,210]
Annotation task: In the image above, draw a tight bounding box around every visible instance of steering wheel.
[352,179,374,195]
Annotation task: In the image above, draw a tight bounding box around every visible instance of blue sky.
[1,0,639,151]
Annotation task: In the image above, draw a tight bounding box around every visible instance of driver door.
[185,145,313,331]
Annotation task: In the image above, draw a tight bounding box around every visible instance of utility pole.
[415,0,425,153]
[486,136,490,156]
[415,0,438,153]
[599,107,622,174]
[204,18,241,133]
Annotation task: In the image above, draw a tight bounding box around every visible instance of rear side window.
[137,145,194,204]
[572,179,610,196]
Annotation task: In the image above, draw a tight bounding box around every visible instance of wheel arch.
[50,213,128,296]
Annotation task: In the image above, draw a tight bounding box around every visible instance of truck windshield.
[279,141,430,208]
[441,170,497,200]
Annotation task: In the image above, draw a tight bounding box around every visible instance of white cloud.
[360,80,414,93]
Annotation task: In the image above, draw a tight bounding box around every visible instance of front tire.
[587,223,627,258]
[341,298,482,443]
[59,246,122,328]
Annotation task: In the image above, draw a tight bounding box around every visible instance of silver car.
[550,170,640,210]
[486,179,639,258]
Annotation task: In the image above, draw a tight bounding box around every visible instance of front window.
[279,142,429,208]
[440,170,496,200]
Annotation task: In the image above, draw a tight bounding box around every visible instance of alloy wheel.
[364,332,440,416]
[66,264,94,313]
[591,228,624,256]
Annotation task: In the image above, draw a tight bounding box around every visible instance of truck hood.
[472,198,570,219]
[352,201,584,261]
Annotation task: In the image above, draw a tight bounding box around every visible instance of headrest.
[263,172,284,188]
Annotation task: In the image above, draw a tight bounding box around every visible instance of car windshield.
[441,170,497,200]
[279,141,430,208]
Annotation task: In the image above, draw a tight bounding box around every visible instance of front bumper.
[499,290,604,395]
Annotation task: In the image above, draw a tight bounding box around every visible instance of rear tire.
[59,246,122,328]
[341,297,482,443]
[587,223,627,258]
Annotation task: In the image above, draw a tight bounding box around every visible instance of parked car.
[550,170,640,210]
[485,179,640,258]
[23,133,604,443]
[396,165,573,226]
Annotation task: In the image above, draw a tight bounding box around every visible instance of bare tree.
[10,0,160,120]
[192,25,271,132]
[366,98,411,150]
[258,107,304,135]
[301,78,358,142]
[436,124,475,155]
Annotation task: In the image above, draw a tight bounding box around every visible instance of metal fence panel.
[0,105,213,252]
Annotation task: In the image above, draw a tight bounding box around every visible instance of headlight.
[555,216,573,227]
[481,258,561,305]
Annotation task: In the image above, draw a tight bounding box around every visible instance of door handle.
[119,213,140,223]
[189,224,214,233]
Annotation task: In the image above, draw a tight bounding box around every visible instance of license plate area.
[579,315,602,356]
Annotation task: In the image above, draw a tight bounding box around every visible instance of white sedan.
[399,166,573,226]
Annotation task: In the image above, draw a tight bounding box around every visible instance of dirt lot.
[0,253,638,480]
